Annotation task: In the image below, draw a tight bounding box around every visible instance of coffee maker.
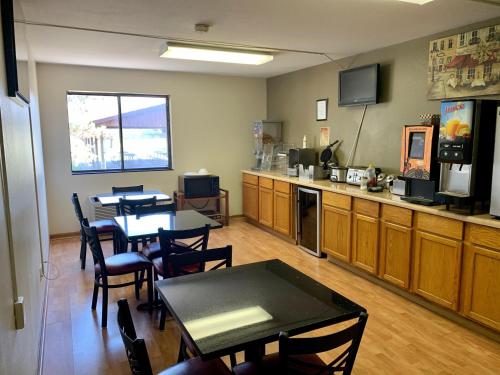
[287,148,316,177]
[437,100,498,213]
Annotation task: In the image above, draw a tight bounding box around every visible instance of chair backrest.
[118,197,157,216]
[81,218,107,273]
[134,203,176,218]
[117,299,153,375]
[278,312,368,375]
[71,192,84,226]
[158,224,210,277]
[169,245,232,277]
[112,185,144,194]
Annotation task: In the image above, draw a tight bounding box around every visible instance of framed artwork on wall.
[428,24,500,99]
[316,98,328,121]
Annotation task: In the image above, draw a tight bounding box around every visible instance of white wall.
[37,63,266,235]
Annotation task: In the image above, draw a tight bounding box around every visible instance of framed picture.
[316,98,328,121]
[427,24,500,99]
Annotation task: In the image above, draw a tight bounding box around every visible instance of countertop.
[242,169,500,230]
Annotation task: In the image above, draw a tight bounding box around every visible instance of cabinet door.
[322,206,351,262]
[274,191,291,236]
[412,231,462,310]
[379,221,412,289]
[259,187,273,228]
[461,244,500,331]
[352,214,379,274]
[242,182,258,221]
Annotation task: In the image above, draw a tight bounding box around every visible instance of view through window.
[67,93,171,173]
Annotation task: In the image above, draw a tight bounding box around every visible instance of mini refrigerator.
[490,106,500,218]
[296,187,322,257]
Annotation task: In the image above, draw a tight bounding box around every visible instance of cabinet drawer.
[274,180,290,194]
[354,198,379,218]
[466,224,500,251]
[259,177,274,190]
[416,212,463,240]
[323,191,351,210]
[242,173,258,185]
[382,204,412,227]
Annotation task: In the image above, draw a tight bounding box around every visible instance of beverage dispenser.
[437,100,498,213]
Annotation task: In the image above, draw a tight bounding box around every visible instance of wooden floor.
[42,220,500,375]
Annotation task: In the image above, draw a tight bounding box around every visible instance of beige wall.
[267,17,500,174]
[0,5,49,375]
[37,63,266,235]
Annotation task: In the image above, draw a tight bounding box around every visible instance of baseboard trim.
[50,231,80,240]
[327,256,500,343]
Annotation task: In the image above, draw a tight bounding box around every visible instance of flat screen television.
[338,63,380,107]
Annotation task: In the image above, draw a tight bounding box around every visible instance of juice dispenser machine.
[437,100,498,213]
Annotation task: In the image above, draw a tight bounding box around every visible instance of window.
[488,26,496,41]
[432,42,438,52]
[67,93,172,173]
[484,63,493,79]
[440,40,445,50]
[448,39,453,49]
[457,68,463,80]
[467,67,475,80]
[470,30,479,45]
[459,33,466,47]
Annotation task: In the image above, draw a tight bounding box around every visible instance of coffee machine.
[287,148,316,177]
[437,100,498,213]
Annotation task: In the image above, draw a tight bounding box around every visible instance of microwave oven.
[178,175,220,198]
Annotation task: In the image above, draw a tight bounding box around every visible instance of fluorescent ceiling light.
[160,42,274,65]
[397,0,434,4]
[184,306,273,340]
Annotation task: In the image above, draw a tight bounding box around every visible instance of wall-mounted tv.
[1,0,29,103]
[338,63,380,107]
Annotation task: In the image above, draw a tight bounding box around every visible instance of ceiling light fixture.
[159,42,274,65]
[397,0,434,4]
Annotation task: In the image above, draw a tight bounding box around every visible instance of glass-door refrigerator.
[296,187,322,257]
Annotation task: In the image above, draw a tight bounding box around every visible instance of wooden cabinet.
[242,173,259,221]
[352,199,379,274]
[322,206,351,262]
[461,224,500,331]
[378,205,413,289]
[273,182,291,236]
[258,177,274,228]
[412,231,462,310]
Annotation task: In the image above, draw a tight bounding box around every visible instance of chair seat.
[90,219,117,233]
[232,352,326,375]
[152,257,199,277]
[142,241,188,259]
[159,357,231,375]
[95,253,151,276]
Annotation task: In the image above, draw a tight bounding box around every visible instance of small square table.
[156,259,366,361]
[94,190,171,207]
[114,210,223,240]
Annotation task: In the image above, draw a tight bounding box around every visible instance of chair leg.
[112,231,118,255]
[138,269,145,290]
[147,267,153,312]
[102,281,108,328]
[80,233,87,270]
[91,281,99,310]
[159,306,167,330]
[230,353,237,368]
[177,339,188,363]
[134,272,140,300]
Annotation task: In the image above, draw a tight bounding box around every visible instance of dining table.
[92,189,172,207]
[155,259,366,361]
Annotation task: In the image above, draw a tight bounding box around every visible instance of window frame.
[67,91,173,175]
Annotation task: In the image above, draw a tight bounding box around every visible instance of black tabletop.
[114,210,223,239]
[156,259,365,360]
[95,190,171,206]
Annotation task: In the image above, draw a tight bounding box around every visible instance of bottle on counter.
[360,176,368,191]
[365,164,377,188]
[302,135,307,148]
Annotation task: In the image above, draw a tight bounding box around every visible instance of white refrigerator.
[491,106,500,218]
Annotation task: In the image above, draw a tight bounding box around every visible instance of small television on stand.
[338,64,380,107]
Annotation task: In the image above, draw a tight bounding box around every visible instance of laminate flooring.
[42,220,500,374]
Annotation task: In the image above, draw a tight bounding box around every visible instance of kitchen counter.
[242,169,500,230]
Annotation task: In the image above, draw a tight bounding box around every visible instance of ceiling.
[18,0,500,78]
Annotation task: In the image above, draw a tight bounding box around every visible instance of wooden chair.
[154,225,210,330]
[82,219,153,328]
[117,196,158,252]
[169,246,236,367]
[232,312,368,375]
[71,192,118,269]
[117,298,232,375]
